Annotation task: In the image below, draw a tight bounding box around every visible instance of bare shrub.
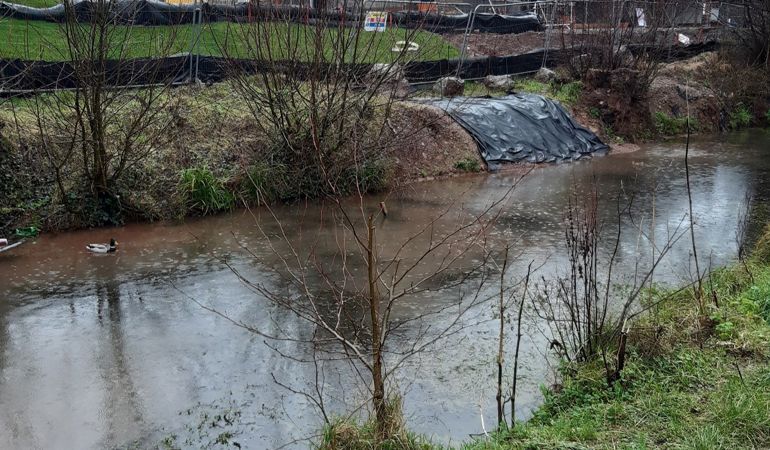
[216,4,450,200]
[8,0,184,226]
[563,0,694,138]
[533,184,686,385]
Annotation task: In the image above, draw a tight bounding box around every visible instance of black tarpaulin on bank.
[422,94,609,167]
[0,0,542,33]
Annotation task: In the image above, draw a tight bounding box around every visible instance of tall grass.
[729,104,754,130]
[179,167,234,215]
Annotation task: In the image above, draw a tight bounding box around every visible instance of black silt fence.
[0,41,717,93]
[0,55,376,91]
[405,49,562,82]
[0,49,561,92]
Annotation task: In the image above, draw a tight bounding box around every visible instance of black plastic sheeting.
[0,55,201,91]
[627,41,719,63]
[0,55,378,91]
[389,10,542,34]
[0,0,542,33]
[407,49,557,83]
[0,49,557,92]
[0,39,717,93]
[423,94,608,167]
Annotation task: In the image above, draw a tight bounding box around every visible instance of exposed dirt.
[386,102,483,181]
[442,28,719,59]
[0,85,486,233]
[578,67,655,141]
[609,143,642,154]
[648,52,722,131]
[442,31,560,58]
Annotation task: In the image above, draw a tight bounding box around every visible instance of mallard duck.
[87,238,118,254]
[0,239,25,254]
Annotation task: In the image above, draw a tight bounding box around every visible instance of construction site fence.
[0,41,718,94]
[0,0,542,33]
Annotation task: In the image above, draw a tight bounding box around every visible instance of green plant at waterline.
[317,396,430,450]
[240,159,390,204]
[454,158,482,173]
[339,161,391,195]
[765,109,770,126]
[240,162,289,204]
[180,167,234,215]
[729,104,754,130]
[653,111,699,135]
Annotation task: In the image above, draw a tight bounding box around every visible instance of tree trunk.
[608,327,628,386]
[367,214,386,437]
[496,246,509,426]
[511,263,531,428]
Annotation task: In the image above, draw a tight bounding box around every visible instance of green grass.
[518,79,583,106]
[553,81,583,105]
[6,0,59,6]
[454,158,481,173]
[653,111,699,136]
[463,78,583,107]
[179,166,235,215]
[457,251,770,450]
[515,78,550,95]
[0,18,458,62]
[729,103,754,130]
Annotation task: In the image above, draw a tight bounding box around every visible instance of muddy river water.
[1,130,769,449]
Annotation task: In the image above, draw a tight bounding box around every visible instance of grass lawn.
[4,0,59,7]
[0,18,459,62]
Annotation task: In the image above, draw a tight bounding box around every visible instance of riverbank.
[469,50,770,145]
[320,228,770,449]
[0,85,482,237]
[1,50,768,238]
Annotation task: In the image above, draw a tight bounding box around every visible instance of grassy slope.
[461,261,770,449]
[0,18,459,62]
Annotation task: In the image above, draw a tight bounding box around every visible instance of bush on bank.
[0,82,483,236]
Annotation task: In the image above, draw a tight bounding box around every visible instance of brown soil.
[387,102,483,181]
[648,52,722,132]
[442,28,719,60]
[646,51,769,134]
[577,67,654,141]
[442,31,560,58]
